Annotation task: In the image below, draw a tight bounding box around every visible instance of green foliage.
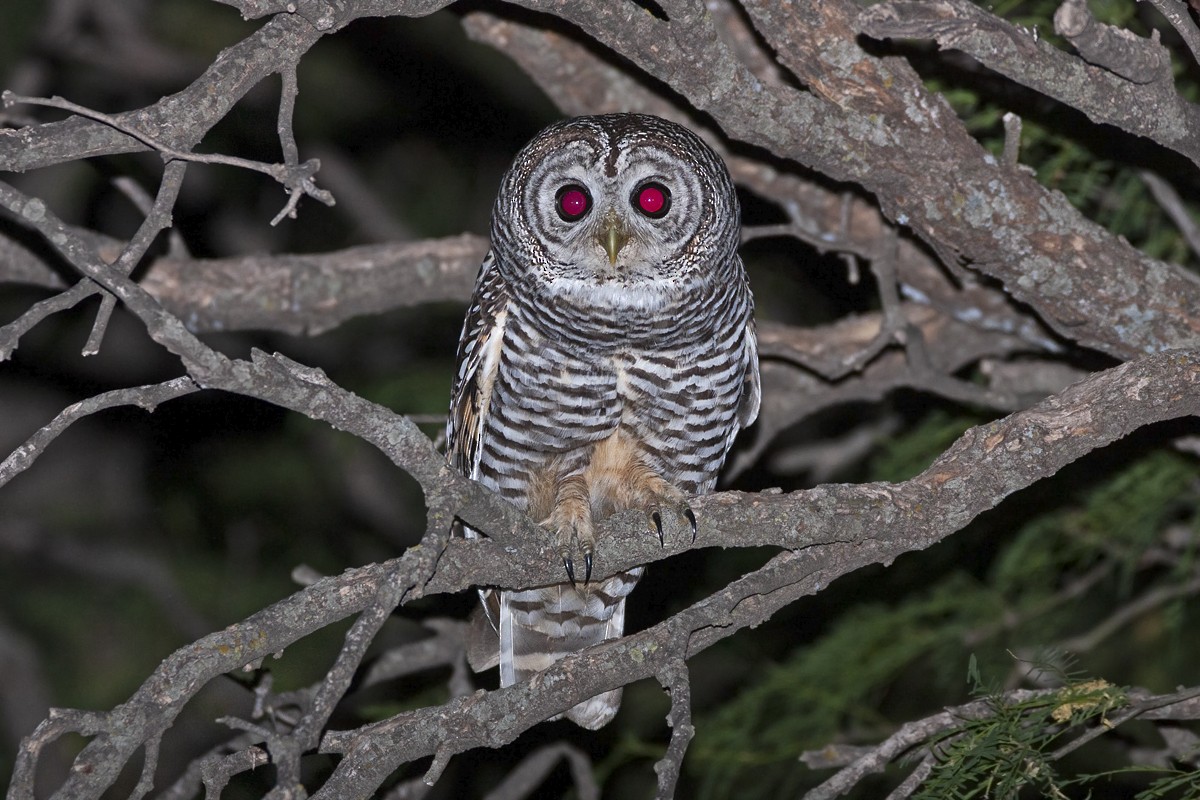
[992,450,1199,601]
[1075,450,1196,563]
[1086,768,1200,800]
[684,410,1200,798]
[916,675,1127,800]
[687,575,1004,799]
[918,658,1200,800]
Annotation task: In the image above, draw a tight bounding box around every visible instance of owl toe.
[550,517,596,587]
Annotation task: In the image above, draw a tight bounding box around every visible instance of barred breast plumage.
[447,113,759,729]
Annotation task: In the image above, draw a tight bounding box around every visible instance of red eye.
[633,182,670,218]
[555,184,591,221]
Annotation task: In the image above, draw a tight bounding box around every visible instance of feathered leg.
[497,431,689,729]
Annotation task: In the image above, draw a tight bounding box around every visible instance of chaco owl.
[447,113,760,729]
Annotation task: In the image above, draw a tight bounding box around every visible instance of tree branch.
[859,0,1193,159]
[14,342,1196,799]
[139,235,488,335]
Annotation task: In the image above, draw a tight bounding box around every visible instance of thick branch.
[139,234,487,335]
[5,159,1199,596]
[859,0,1198,159]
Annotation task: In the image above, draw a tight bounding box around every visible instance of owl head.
[491,113,740,309]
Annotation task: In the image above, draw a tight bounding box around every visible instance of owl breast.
[476,269,751,504]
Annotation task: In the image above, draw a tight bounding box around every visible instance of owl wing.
[737,313,762,430]
[447,249,509,479]
[447,250,510,668]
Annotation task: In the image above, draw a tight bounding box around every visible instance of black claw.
[584,552,593,585]
[651,511,665,546]
[684,508,697,543]
[564,556,577,587]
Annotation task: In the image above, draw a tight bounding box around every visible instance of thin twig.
[152,735,266,800]
[843,225,905,372]
[1049,685,1200,762]
[275,564,420,788]
[0,377,199,489]
[2,91,333,221]
[276,63,302,166]
[199,746,270,798]
[1140,169,1200,258]
[4,92,287,178]
[1002,111,1022,165]
[481,743,599,800]
[1058,572,1200,654]
[1142,0,1200,67]
[654,658,695,800]
[884,756,935,800]
[358,619,469,688]
[802,693,1035,800]
[0,279,103,361]
[82,160,188,355]
[81,292,118,356]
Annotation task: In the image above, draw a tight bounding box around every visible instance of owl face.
[492,114,740,309]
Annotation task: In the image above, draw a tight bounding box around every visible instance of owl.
[447,113,760,729]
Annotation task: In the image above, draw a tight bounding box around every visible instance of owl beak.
[598,211,629,265]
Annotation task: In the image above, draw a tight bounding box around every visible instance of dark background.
[2,1,1198,798]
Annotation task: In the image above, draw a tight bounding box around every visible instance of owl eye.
[555,184,592,222]
[632,182,671,218]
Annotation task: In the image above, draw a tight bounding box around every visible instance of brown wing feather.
[446,250,510,637]
[447,250,509,478]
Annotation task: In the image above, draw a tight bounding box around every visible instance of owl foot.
[527,465,594,585]
[540,474,597,586]
[589,432,697,549]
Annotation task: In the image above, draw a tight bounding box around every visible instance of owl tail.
[498,568,643,730]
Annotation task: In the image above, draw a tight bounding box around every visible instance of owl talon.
[583,551,593,585]
[684,507,697,542]
[650,511,665,546]
[563,556,577,587]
